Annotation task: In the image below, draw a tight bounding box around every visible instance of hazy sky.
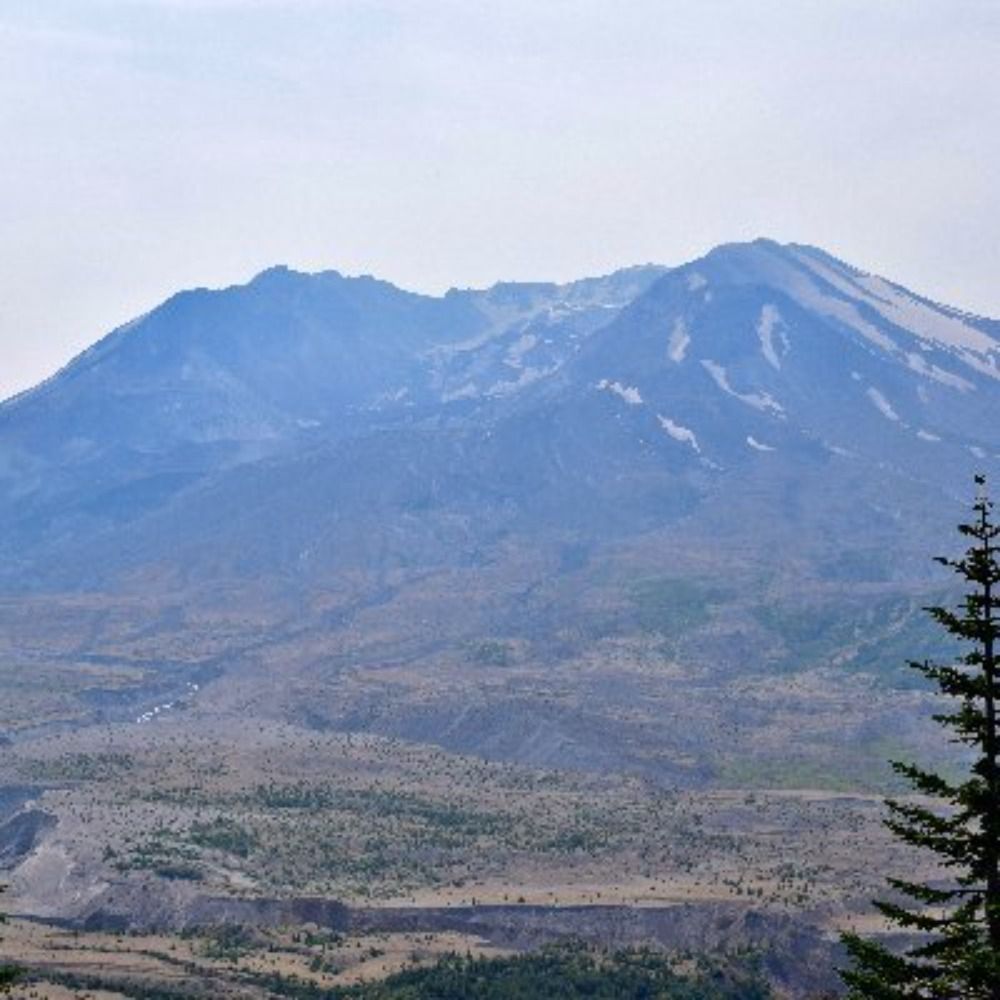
[1,0,998,400]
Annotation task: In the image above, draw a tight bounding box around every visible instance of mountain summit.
[0,240,996,591]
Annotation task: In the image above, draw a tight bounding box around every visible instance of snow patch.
[136,683,198,725]
[790,248,999,380]
[771,249,899,353]
[686,272,707,291]
[487,366,549,396]
[668,317,690,362]
[905,352,974,391]
[856,274,998,355]
[969,445,987,459]
[866,387,900,422]
[658,415,700,452]
[441,382,479,402]
[597,379,643,405]
[916,429,941,442]
[701,360,785,416]
[756,304,788,370]
[747,436,775,452]
[504,332,538,369]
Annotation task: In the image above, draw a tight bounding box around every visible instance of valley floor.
[0,713,937,997]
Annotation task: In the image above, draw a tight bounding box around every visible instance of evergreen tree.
[0,885,19,992]
[842,475,1000,998]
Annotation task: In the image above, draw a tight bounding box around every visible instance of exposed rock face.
[62,889,839,997]
[0,809,56,868]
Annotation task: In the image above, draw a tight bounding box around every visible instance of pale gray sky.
[1,0,998,399]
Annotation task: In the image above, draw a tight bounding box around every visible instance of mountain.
[0,262,667,584]
[5,238,1000,996]
[1,239,995,590]
[1,238,998,781]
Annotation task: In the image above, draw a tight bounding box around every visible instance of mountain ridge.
[0,238,997,596]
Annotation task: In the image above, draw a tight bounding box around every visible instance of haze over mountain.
[1,238,996,596]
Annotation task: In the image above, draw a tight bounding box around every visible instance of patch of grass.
[249,783,502,837]
[153,862,203,882]
[717,755,864,793]
[188,817,258,858]
[629,578,723,637]
[467,640,513,667]
[198,923,257,961]
[24,751,134,782]
[753,594,955,683]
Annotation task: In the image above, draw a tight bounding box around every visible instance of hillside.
[1,239,998,995]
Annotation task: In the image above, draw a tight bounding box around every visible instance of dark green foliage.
[152,862,203,881]
[188,816,258,858]
[753,595,953,684]
[250,783,500,835]
[631,577,721,636]
[198,923,257,961]
[341,944,773,999]
[468,640,512,667]
[842,478,1000,998]
[24,750,134,782]
[42,970,204,999]
[0,886,20,993]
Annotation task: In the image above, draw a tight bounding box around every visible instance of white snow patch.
[756,304,788,370]
[905,352,974,391]
[804,287,898,352]
[597,379,643,405]
[686,272,707,291]
[657,415,700,452]
[916,429,941,442]
[866,386,900,422]
[136,695,186,725]
[701,360,785,416]
[789,248,999,380]
[486,366,549,397]
[769,249,899,353]
[747,435,775,452]
[969,445,987,459]
[668,317,690,363]
[368,386,411,411]
[441,382,479,402]
[504,332,538,369]
[856,274,998,355]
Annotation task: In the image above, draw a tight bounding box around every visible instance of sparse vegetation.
[468,639,513,666]
[0,886,19,993]
[630,577,721,637]
[340,943,774,999]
